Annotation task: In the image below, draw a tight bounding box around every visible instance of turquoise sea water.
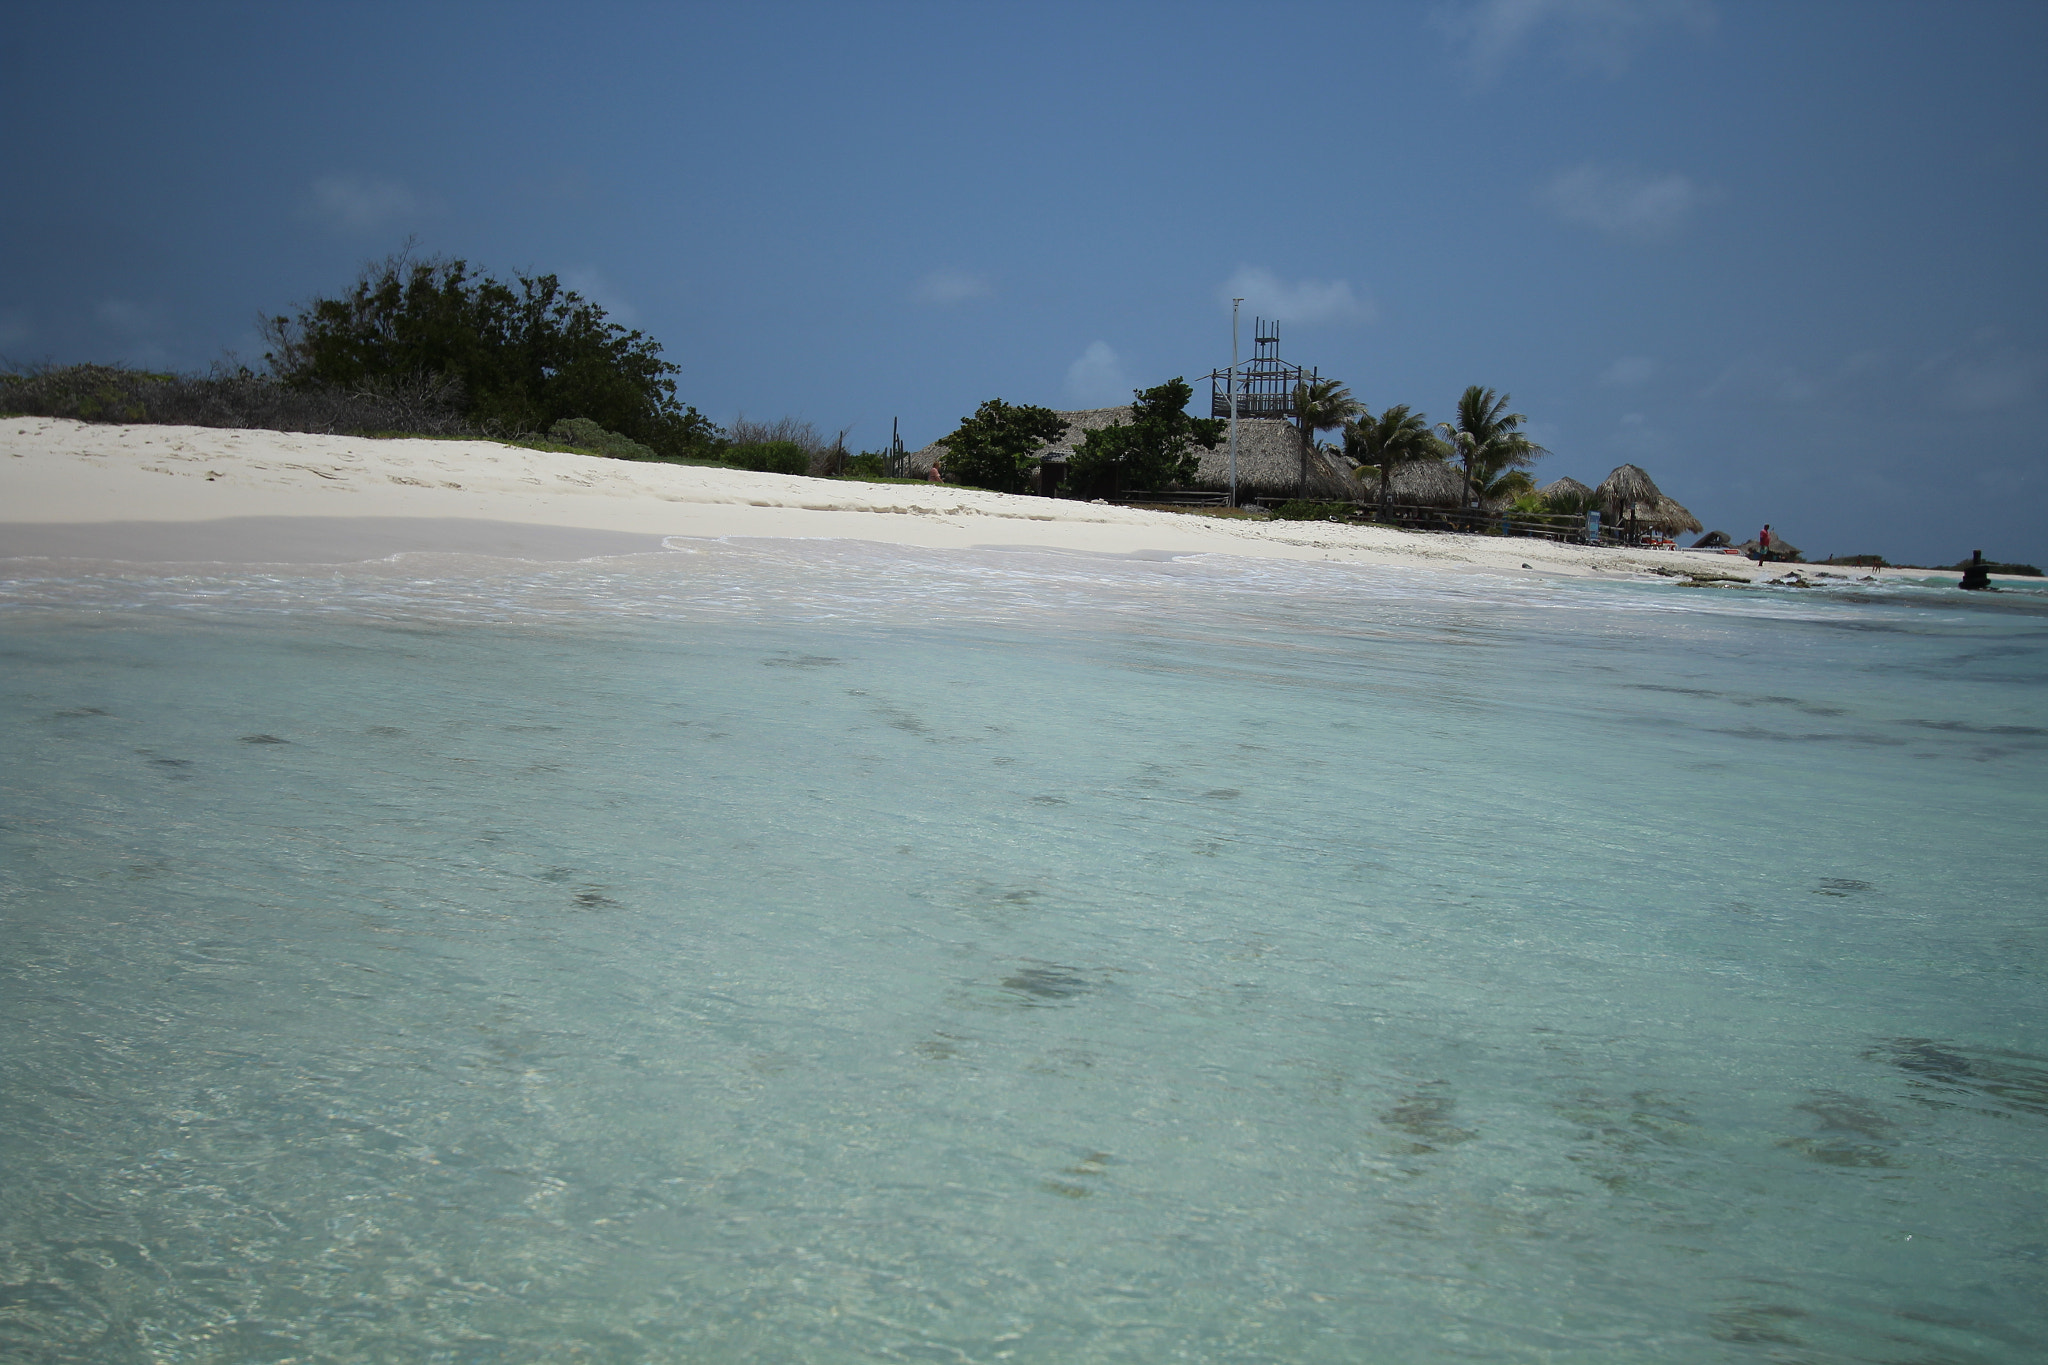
[2,538,2044,1364]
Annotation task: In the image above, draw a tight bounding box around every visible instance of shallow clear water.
[2,539,2044,1364]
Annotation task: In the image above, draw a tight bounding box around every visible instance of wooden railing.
[1091,493,1692,547]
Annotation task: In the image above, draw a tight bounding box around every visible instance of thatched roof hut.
[1592,464,1700,532]
[910,408,1355,501]
[1595,464,1664,512]
[1382,459,1468,508]
[1640,494,1704,534]
[908,405,1131,475]
[1194,419,1355,500]
[1536,476,1595,508]
[1734,534,1802,562]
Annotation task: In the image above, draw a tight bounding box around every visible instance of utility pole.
[1228,298,1242,507]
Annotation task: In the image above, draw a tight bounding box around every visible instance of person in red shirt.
[1758,524,1774,562]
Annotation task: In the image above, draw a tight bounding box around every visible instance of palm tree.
[1475,468,1537,504]
[1291,377,1364,498]
[1442,386,1547,510]
[1343,403,1440,517]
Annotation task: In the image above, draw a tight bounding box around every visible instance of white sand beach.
[0,417,1953,581]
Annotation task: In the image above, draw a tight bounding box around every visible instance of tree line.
[2,250,730,462]
[1293,377,1548,512]
[935,379,1223,497]
[5,248,1553,511]
[261,251,720,459]
[928,374,1552,508]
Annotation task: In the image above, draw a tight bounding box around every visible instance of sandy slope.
[0,417,1939,582]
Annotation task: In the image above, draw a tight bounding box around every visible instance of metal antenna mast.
[1228,298,1242,506]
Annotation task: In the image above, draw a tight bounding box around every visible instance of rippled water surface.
[3,539,2044,1363]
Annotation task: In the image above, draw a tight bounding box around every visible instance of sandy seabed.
[0,417,1951,581]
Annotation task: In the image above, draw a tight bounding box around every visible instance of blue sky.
[5,1,2044,566]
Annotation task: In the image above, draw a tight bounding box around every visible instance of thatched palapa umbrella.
[1734,533,1802,563]
[1639,494,1703,534]
[1594,464,1701,539]
[1595,464,1663,515]
[1535,476,1595,509]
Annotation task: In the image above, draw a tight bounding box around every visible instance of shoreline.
[0,417,2010,584]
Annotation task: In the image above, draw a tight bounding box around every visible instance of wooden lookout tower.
[1209,318,1317,421]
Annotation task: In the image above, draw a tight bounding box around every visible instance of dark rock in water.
[1888,1039,1973,1081]
[1778,1092,1898,1166]
[1865,1037,2048,1115]
[1380,1084,1476,1149]
[1960,549,1992,590]
[1001,965,1090,1001]
[239,734,289,744]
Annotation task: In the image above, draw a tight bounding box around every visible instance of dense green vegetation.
[0,362,472,435]
[265,252,718,459]
[1291,377,1363,495]
[547,417,656,461]
[935,398,1068,494]
[1070,378,1224,496]
[1441,386,1546,505]
[724,441,812,476]
[843,452,890,478]
[1342,403,1439,514]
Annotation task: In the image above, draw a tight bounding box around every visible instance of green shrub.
[845,452,889,478]
[725,440,811,476]
[1272,500,1356,522]
[547,417,656,460]
[935,399,1068,494]
[1,363,470,435]
[1070,378,1223,498]
[264,250,720,459]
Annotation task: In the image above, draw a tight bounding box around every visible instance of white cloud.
[1441,0,1714,78]
[1610,410,1674,460]
[1938,349,2046,412]
[306,174,423,235]
[1700,356,1818,404]
[1219,266,1374,327]
[913,268,993,306]
[1540,164,1707,238]
[1599,355,1658,386]
[1065,341,1132,407]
